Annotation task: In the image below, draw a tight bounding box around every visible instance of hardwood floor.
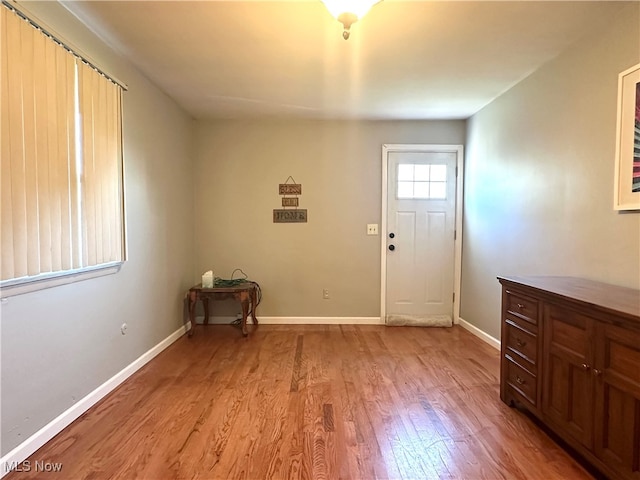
[5,325,596,479]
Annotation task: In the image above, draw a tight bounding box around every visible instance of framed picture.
[614,62,640,210]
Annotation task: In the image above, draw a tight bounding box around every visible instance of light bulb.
[321,0,381,39]
[321,0,379,20]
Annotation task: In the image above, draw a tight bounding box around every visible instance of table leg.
[240,292,249,336]
[188,290,197,337]
[251,286,259,325]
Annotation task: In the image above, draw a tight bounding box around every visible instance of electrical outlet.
[323,289,330,299]
[367,224,378,235]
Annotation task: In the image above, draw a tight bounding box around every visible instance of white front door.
[383,146,459,326]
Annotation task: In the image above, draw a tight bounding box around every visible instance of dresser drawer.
[505,354,537,406]
[505,319,538,366]
[506,290,539,325]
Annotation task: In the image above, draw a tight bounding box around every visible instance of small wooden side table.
[187,282,259,337]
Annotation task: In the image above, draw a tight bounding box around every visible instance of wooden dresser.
[498,276,640,480]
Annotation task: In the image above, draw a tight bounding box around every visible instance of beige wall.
[194,120,465,317]
[0,2,195,455]
[462,3,640,340]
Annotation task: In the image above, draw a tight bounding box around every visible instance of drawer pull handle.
[581,363,590,371]
[517,303,525,309]
[515,376,526,385]
[516,338,526,348]
[593,369,602,376]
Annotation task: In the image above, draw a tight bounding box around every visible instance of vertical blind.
[1,5,125,284]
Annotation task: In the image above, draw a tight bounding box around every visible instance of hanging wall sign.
[274,176,307,223]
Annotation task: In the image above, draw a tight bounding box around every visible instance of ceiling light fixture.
[321,0,382,40]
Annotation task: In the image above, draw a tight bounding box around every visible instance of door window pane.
[414,165,429,181]
[398,164,414,181]
[431,165,447,182]
[414,182,429,198]
[397,181,414,198]
[430,182,447,199]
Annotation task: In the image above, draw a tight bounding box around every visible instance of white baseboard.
[457,317,501,350]
[0,323,188,478]
[258,316,384,325]
[195,316,384,325]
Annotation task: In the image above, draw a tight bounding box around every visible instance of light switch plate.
[367,224,378,235]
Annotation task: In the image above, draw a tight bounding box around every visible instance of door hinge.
[455,166,458,177]
[453,292,455,303]
[454,230,457,240]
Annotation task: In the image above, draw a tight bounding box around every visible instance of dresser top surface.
[498,276,640,321]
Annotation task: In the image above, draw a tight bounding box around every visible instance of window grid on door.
[397,164,447,199]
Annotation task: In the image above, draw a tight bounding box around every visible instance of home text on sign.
[273,209,307,223]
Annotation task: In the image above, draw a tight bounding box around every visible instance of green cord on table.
[212,268,262,313]
[213,268,248,287]
[213,278,246,287]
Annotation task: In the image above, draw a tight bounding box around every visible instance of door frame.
[380,144,464,325]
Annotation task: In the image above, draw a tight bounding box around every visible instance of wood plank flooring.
[5,325,596,479]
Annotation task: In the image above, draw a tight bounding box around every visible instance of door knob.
[389,233,395,239]
[388,245,395,251]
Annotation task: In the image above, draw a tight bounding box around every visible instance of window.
[397,163,447,199]
[1,5,125,290]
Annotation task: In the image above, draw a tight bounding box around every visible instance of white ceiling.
[63,0,626,120]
